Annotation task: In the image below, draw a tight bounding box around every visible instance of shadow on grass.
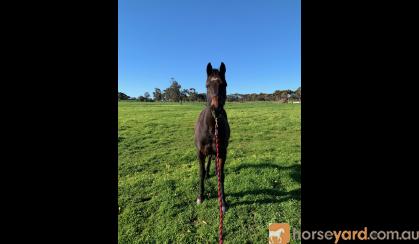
[227,162,301,208]
[228,188,300,207]
[231,162,300,183]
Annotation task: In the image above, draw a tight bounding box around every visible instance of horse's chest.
[203,127,216,154]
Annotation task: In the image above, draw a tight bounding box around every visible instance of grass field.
[118,101,301,243]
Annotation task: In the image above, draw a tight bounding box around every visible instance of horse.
[194,62,230,213]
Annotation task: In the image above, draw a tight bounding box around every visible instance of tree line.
[118,78,301,103]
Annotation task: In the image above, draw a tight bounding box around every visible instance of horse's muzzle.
[211,96,219,108]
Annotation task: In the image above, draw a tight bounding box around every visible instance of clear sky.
[118,0,300,98]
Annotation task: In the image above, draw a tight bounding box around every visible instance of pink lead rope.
[214,116,223,244]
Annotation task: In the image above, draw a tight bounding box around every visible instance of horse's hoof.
[197,196,203,205]
[221,201,228,213]
[222,205,227,213]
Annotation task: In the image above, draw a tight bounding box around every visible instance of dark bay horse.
[194,62,230,213]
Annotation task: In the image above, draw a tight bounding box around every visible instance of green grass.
[118,101,301,243]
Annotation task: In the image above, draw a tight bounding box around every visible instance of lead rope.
[214,116,223,244]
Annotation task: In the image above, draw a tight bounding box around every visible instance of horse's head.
[206,62,227,113]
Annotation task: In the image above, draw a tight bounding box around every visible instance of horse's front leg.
[218,155,228,213]
[205,155,212,179]
[197,151,206,204]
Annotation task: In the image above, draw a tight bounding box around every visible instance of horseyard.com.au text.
[268,223,419,243]
[293,227,419,242]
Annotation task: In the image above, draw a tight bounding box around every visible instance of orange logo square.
[269,223,290,244]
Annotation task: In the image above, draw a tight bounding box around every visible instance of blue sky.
[118,0,300,98]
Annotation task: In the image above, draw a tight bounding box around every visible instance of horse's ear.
[220,62,226,75]
[206,63,213,76]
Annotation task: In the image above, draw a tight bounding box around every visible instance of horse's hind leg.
[205,155,212,179]
[197,151,205,204]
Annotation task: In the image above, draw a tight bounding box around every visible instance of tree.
[144,92,150,100]
[257,93,268,101]
[273,90,292,103]
[151,79,299,103]
[188,88,197,101]
[227,94,239,102]
[196,93,207,102]
[118,92,130,100]
[153,88,162,102]
[163,78,182,102]
[180,89,188,103]
[295,86,301,101]
[249,93,257,101]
